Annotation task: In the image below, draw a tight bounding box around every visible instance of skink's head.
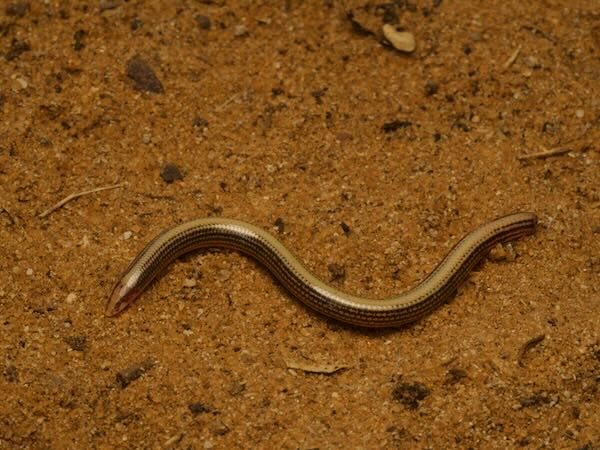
[105,275,141,317]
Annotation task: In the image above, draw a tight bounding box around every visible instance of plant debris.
[392,381,430,410]
[116,357,155,388]
[518,334,545,366]
[285,359,348,374]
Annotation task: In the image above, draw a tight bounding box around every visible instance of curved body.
[106,212,537,327]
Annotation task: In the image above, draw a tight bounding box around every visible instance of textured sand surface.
[1,1,599,448]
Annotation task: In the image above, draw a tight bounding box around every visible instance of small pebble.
[196,15,211,30]
[524,56,540,68]
[424,81,438,96]
[229,381,246,396]
[66,293,77,304]
[274,217,285,234]
[216,269,231,282]
[234,24,248,37]
[126,55,164,94]
[26,268,33,276]
[203,441,214,450]
[328,263,346,282]
[382,24,415,52]
[188,402,214,415]
[14,77,28,90]
[6,40,31,61]
[142,133,151,144]
[116,357,155,388]
[183,278,197,288]
[340,222,351,235]
[6,2,30,17]
[575,109,584,118]
[183,329,193,336]
[335,132,353,142]
[73,29,86,51]
[240,350,256,365]
[99,0,120,11]
[130,17,143,31]
[211,420,230,436]
[64,336,86,352]
[160,163,183,183]
[193,117,208,128]
[122,230,133,240]
[488,244,510,262]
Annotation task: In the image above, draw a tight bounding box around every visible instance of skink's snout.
[105,279,139,317]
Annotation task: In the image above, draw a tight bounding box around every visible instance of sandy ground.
[1,0,599,448]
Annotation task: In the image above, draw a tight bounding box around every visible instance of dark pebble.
[452,120,470,132]
[73,29,86,51]
[126,55,165,93]
[381,6,398,24]
[193,117,208,128]
[518,392,552,408]
[99,0,120,11]
[382,120,412,133]
[161,163,183,183]
[228,381,246,396]
[328,263,346,282]
[195,15,211,30]
[212,422,230,436]
[391,382,430,409]
[116,357,155,388]
[3,365,18,382]
[5,39,31,61]
[592,346,600,362]
[311,88,327,104]
[188,402,217,416]
[346,11,374,37]
[445,367,467,384]
[424,81,438,96]
[274,217,285,233]
[130,17,143,31]
[64,335,86,352]
[5,2,29,17]
[571,406,580,419]
[340,222,351,235]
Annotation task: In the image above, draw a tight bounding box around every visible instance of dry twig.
[38,183,124,218]
[518,334,545,366]
[521,25,558,43]
[517,142,591,161]
[503,45,522,70]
